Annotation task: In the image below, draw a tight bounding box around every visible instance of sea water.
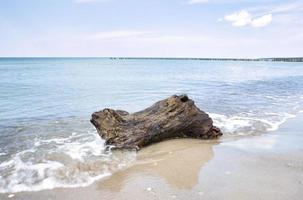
[0,58,303,193]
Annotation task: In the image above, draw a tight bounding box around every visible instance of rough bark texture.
[90,95,222,150]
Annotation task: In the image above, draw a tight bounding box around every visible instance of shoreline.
[1,114,303,200]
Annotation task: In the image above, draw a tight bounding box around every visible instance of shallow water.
[0,58,303,193]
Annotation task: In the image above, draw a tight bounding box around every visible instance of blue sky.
[0,0,302,58]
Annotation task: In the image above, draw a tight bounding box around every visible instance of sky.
[0,0,302,58]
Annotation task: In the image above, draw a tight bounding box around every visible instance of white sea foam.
[209,112,296,136]
[0,110,300,193]
[0,111,299,194]
[58,132,106,161]
[0,130,136,193]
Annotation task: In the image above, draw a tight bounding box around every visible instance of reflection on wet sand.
[98,139,217,191]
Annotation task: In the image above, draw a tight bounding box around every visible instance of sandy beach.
[1,113,302,200]
[1,0,303,199]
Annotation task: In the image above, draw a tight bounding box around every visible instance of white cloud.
[84,30,147,40]
[6,27,303,58]
[188,0,209,4]
[256,1,303,14]
[223,1,303,27]
[224,10,272,28]
[251,14,272,27]
[224,10,251,27]
[29,30,268,57]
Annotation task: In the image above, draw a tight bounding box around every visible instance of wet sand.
[1,114,303,200]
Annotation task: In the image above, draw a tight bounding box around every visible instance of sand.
[1,115,303,200]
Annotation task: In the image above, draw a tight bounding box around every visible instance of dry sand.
[1,115,303,200]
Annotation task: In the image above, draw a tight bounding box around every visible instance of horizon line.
[0,56,302,59]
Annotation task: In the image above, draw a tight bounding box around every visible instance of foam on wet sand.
[1,114,303,200]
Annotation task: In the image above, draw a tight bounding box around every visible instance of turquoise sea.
[0,58,303,193]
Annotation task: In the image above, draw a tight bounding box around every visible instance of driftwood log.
[90,95,222,150]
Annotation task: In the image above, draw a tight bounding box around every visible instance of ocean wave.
[0,130,136,193]
[209,112,296,137]
[0,111,300,193]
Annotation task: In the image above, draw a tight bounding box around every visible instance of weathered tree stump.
[90,95,222,150]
